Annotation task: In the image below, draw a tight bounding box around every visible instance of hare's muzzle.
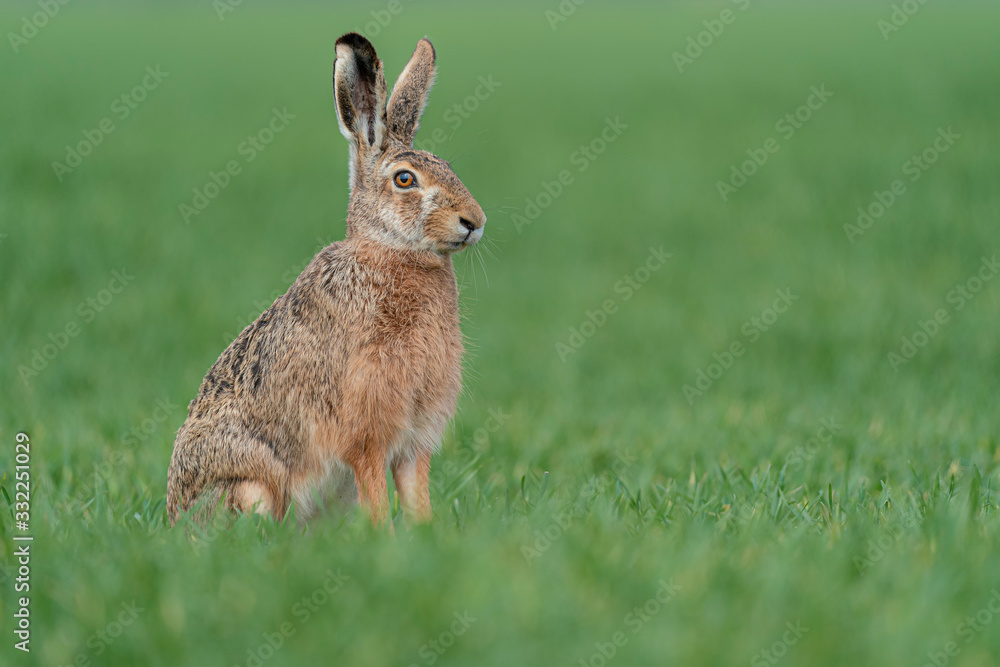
[459,215,485,246]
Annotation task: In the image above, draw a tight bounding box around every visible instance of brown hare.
[167,33,486,527]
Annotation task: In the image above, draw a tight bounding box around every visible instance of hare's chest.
[401,297,463,408]
[380,290,463,427]
[360,268,464,431]
[389,331,462,458]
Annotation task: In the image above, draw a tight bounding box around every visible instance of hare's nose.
[459,201,486,230]
[463,226,484,246]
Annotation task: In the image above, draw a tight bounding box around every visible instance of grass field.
[2,1,1000,665]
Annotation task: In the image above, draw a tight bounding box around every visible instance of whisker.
[480,241,500,263]
[469,247,480,299]
[475,246,490,289]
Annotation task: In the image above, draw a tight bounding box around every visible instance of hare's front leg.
[391,453,432,522]
[346,444,390,526]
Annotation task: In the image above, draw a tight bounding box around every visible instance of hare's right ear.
[387,38,436,146]
[333,33,389,151]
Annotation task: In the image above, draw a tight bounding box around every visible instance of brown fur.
[167,33,486,527]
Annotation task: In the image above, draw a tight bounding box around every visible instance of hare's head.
[333,33,485,255]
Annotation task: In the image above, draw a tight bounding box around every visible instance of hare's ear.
[387,38,436,146]
[333,33,389,151]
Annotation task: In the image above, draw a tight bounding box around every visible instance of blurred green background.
[2,1,1000,665]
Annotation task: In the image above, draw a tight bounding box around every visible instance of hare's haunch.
[167,33,486,526]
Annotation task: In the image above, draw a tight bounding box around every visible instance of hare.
[166,33,486,527]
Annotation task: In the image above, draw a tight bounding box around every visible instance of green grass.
[2,2,1000,665]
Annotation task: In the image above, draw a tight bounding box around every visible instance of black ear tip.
[418,37,436,60]
[336,32,378,58]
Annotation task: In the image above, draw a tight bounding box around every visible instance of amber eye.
[394,170,416,188]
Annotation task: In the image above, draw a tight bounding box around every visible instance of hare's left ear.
[333,32,389,151]
[387,38,436,146]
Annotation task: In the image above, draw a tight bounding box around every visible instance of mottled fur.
[167,33,486,526]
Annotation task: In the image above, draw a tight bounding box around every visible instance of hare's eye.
[394,171,416,188]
